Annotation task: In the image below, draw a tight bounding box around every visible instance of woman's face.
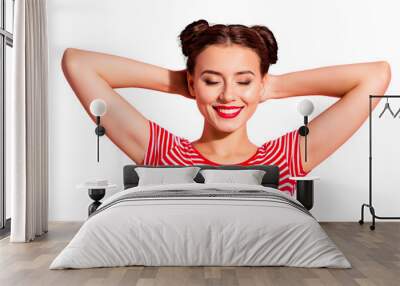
[187,44,266,133]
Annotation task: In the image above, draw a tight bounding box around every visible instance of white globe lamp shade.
[90,99,107,117]
[297,99,314,116]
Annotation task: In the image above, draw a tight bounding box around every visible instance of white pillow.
[135,166,201,186]
[200,169,266,185]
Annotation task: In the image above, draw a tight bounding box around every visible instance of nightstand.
[290,176,320,210]
[77,183,117,216]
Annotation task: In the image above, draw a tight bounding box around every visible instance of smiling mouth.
[212,106,244,119]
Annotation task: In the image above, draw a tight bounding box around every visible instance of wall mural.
[61,19,391,196]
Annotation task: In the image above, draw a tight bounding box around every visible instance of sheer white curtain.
[8,0,48,242]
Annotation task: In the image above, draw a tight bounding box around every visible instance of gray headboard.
[123,164,280,190]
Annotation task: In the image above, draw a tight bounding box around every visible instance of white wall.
[47,0,400,221]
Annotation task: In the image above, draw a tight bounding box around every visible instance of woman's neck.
[192,120,258,158]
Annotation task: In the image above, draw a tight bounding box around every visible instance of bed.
[49,164,351,269]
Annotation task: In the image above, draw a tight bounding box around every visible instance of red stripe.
[169,148,190,165]
[294,131,302,176]
[265,138,279,158]
[162,154,174,165]
[266,139,283,164]
[153,122,159,165]
[292,131,300,176]
[148,121,155,165]
[292,134,297,175]
[143,120,151,164]
[295,129,308,176]
[160,127,166,161]
[283,131,295,177]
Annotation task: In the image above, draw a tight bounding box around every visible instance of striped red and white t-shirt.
[142,120,310,196]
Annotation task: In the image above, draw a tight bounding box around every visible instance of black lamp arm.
[298,116,309,162]
[303,116,308,126]
[94,116,106,162]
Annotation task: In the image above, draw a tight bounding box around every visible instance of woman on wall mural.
[61,19,391,195]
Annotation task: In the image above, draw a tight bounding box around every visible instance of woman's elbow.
[375,61,391,87]
[61,48,83,77]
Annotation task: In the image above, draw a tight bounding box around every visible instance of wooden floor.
[0,222,399,286]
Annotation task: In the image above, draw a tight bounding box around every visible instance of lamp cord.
[305,131,307,162]
[97,132,99,162]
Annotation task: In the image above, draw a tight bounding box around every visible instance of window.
[0,0,14,237]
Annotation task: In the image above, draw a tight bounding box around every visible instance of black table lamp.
[89,99,107,162]
[297,99,314,162]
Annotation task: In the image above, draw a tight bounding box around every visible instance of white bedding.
[49,183,351,269]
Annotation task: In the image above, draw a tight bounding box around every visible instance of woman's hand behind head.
[259,73,279,103]
[171,69,195,100]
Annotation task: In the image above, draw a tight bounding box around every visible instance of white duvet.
[49,183,351,269]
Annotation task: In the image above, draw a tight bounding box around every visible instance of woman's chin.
[213,119,244,133]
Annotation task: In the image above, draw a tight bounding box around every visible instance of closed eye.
[205,80,219,85]
[205,81,251,85]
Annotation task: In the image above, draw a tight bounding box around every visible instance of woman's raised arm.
[61,48,188,163]
[262,61,391,173]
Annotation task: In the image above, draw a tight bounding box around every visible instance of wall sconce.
[89,99,107,162]
[297,99,314,162]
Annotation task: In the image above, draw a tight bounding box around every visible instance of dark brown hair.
[179,19,278,76]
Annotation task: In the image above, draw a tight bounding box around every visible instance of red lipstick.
[212,105,244,119]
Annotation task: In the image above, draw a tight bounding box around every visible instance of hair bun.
[179,19,210,57]
[251,25,278,64]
